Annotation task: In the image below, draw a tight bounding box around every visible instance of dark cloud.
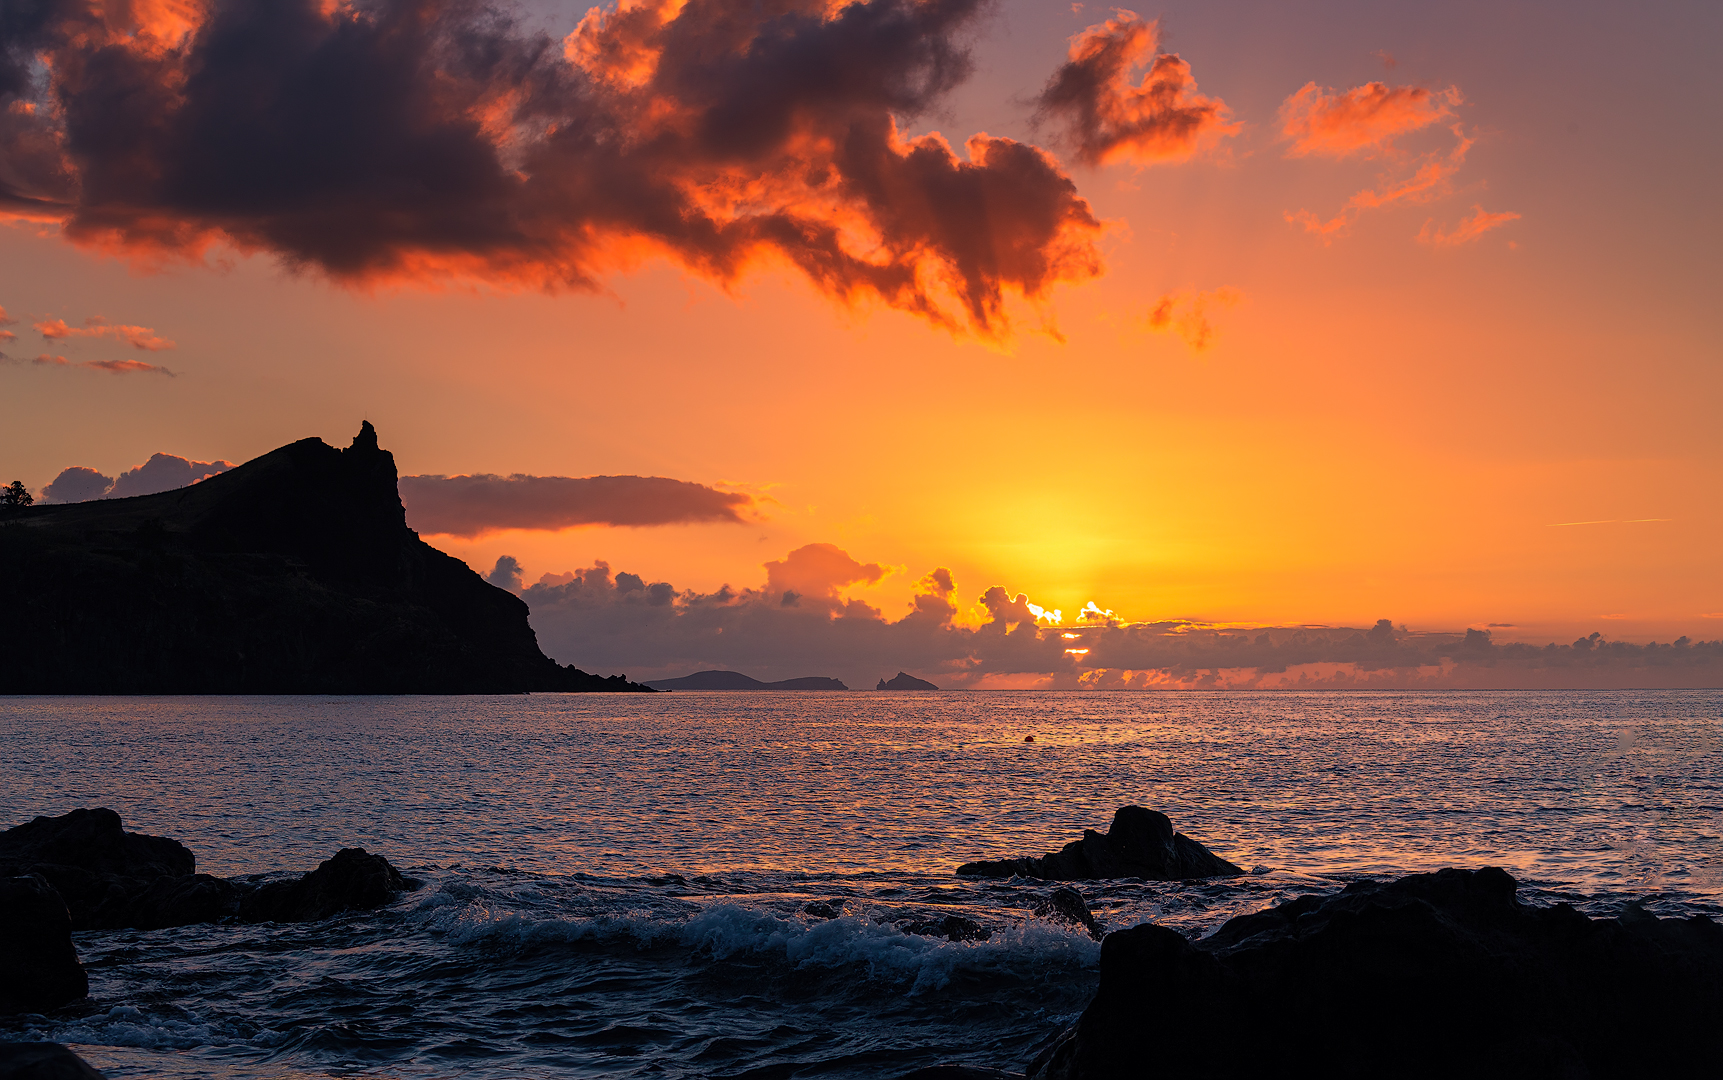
[510,544,1723,689]
[399,473,755,537]
[487,554,524,591]
[42,453,232,502]
[1,0,1106,336]
[1035,12,1236,167]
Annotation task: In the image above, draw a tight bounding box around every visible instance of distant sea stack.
[0,423,650,693]
[877,672,938,690]
[645,670,849,691]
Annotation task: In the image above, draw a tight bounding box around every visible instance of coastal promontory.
[0,424,648,694]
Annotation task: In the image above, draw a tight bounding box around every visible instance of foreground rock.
[0,808,235,930]
[0,1044,106,1078]
[239,848,408,923]
[0,422,650,693]
[1033,887,1102,940]
[0,875,88,1015]
[1029,867,1723,1079]
[957,807,1243,881]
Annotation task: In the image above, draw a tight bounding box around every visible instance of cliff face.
[0,424,648,693]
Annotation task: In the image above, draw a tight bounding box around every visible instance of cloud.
[0,304,14,343]
[1142,287,1241,351]
[41,465,115,503]
[513,548,1723,690]
[35,316,175,350]
[487,555,524,592]
[41,452,231,501]
[0,0,1111,338]
[1417,204,1521,247]
[1035,12,1237,167]
[399,473,756,537]
[8,351,175,375]
[1279,81,1460,159]
[1285,123,1476,243]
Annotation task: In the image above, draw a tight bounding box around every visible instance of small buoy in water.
[1024,735,1036,743]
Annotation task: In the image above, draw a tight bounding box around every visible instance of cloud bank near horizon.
[399,472,756,536]
[0,0,1129,337]
[501,544,1723,689]
[41,453,233,502]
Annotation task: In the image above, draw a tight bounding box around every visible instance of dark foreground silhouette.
[0,809,416,1016]
[0,423,649,693]
[645,670,849,690]
[877,672,938,690]
[957,806,1245,880]
[1021,866,1723,1080]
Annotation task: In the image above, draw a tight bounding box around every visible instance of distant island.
[645,670,849,691]
[877,672,939,690]
[0,423,650,694]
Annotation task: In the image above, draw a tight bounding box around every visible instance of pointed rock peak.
[349,421,379,454]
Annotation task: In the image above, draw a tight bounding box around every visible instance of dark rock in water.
[876,672,938,690]
[899,1069,1024,1080]
[0,422,651,694]
[0,1043,106,1079]
[0,808,229,930]
[645,670,849,691]
[1027,867,1723,1080]
[0,875,88,1015]
[956,806,1243,881]
[900,914,991,942]
[803,900,843,920]
[239,848,407,923]
[1033,887,1102,940]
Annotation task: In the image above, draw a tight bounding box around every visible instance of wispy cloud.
[1141,287,1242,351]
[1417,204,1520,247]
[35,316,175,350]
[400,473,758,538]
[1279,81,1460,159]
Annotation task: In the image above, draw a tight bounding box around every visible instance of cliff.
[0,424,649,693]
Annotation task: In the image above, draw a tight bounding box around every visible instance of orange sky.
[3,0,1719,662]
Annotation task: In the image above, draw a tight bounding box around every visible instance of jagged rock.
[0,875,88,1015]
[0,423,651,694]
[1028,867,1723,1079]
[0,808,226,930]
[0,1044,106,1079]
[900,914,992,942]
[956,807,1243,881]
[876,672,938,690]
[1033,887,1102,940]
[239,848,407,923]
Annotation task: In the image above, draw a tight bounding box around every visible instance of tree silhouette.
[2,481,33,509]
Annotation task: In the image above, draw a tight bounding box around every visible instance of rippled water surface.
[3,691,1721,1077]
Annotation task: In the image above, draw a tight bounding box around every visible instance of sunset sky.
[3,0,1719,684]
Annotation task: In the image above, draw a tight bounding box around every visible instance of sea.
[2,690,1720,1078]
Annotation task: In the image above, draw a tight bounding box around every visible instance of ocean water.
[2,690,1720,1078]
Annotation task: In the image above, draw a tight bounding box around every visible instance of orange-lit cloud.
[35,316,175,350]
[1036,12,1238,167]
[0,0,1111,337]
[1143,287,1241,350]
[1286,123,1476,242]
[1417,204,1521,247]
[0,304,14,343]
[1279,81,1460,158]
[400,473,756,537]
[10,352,174,375]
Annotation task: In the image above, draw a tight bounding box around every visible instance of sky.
[2,0,1720,687]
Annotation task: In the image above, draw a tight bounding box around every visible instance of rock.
[956,807,1243,881]
[900,914,992,942]
[1033,887,1102,940]
[238,848,407,923]
[876,672,938,690]
[803,900,842,919]
[0,1044,106,1079]
[0,875,88,1015]
[0,809,221,930]
[1027,867,1723,1079]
